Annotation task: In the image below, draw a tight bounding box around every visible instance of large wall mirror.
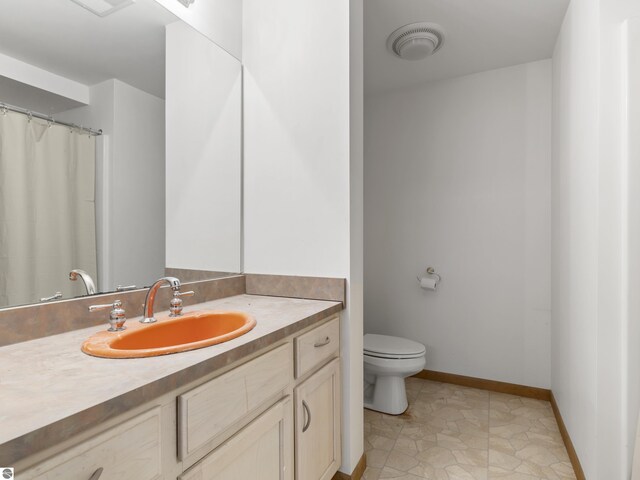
[0,0,242,309]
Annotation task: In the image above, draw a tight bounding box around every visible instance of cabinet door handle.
[89,467,104,480]
[314,336,331,348]
[302,400,311,432]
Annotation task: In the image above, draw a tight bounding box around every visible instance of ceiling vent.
[387,22,445,61]
[69,0,135,17]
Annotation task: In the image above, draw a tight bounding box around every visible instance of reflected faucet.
[141,277,182,324]
[69,269,97,295]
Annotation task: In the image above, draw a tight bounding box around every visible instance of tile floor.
[363,378,576,480]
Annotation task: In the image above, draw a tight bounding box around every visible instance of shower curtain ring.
[27,112,32,123]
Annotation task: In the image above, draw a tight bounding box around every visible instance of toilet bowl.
[363,334,426,415]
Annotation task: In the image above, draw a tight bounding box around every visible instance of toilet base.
[363,375,409,415]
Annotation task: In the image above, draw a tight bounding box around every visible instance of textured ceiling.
[365,0,570,95]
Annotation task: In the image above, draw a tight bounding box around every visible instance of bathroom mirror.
[0,0,242,309]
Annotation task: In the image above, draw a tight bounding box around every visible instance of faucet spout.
[69,269,97,295]
[141,277,181,324]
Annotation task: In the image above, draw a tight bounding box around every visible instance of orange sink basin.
[82,311,256,358]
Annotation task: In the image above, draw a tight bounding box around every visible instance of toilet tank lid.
[364,334,426,356]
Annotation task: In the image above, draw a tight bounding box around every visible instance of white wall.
[242,0,364,473]
[551,2,600,476]
[111,80,166,289]
[364,60,552,389]
[165,22,242,274]
[60,79,166,291]
[349,0,365,473]
[598,3,640,478]
[552,0,640,477]
[242,0,350,278]
[154,0,242,60]
[625,17,640,478]
[0,51,89,107]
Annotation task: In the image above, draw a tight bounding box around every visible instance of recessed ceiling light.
[69,0,135,17]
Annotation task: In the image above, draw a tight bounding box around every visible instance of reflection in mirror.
[0,0,242,309]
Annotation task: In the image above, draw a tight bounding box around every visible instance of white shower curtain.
[0,110,97,307]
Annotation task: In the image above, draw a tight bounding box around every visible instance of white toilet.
[363,334,426,415]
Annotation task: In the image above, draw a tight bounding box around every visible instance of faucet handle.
[169,290,195,317]
[89,300,126,332]
[40,292,62,302]
[116,284,137,292]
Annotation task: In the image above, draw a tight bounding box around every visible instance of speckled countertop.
[0,294,342,465]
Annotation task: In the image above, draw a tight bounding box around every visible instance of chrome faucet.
[141,276,182,324]
[69,269,97,295]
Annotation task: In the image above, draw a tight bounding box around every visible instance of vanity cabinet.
[177,343,293,463]
[179,397,293,480]
[292,316,342,479]
[295,316,340,378]
[295,358,341,480]
[17,315,341,480]
[21,408,162,480]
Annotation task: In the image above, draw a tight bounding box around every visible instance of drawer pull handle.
[89,467,104,480]
[302,400,311,432]
[314,336,331,348]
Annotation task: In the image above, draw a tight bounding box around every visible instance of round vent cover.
[387,22,445,61]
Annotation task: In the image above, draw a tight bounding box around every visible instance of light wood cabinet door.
[179,397,294,480]
[294,358,341,480]
[22,408,162,480]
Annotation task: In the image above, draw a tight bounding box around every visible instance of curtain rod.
[0,102,103,136]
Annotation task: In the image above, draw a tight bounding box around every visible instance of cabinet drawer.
[178,342,293,460]
[295,317,340,378]
[22,408,161,480]
[179,397,293,480]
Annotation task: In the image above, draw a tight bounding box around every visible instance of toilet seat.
[364,351,424,360]
[364,334,426,360]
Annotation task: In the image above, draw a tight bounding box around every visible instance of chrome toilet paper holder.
[417,267,442,286]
